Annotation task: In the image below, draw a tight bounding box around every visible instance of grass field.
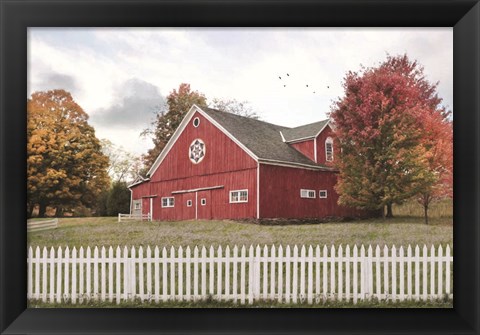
[28,200,452,249]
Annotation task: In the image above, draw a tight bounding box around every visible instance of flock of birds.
[278,73,329,94]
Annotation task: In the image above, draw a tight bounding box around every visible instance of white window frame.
[201,198,207,206]
[319,190,328,198]
[300,189,316,199]
[193,117,200,128]
[134,202,141,210]
[161,197,175,208]
[186,199,193,207]
[230,189,248,203]
[325,137,334,162]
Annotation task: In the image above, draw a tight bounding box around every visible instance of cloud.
[34,72,81,95]
[90,78,165,128]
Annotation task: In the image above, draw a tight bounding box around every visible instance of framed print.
[1,0,479,334]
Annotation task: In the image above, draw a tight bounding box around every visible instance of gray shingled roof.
[201,107,330,169]
[281,120,329,142]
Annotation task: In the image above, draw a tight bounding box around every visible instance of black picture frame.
[1,0,479,334]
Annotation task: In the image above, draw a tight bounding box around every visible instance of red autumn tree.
[330,55,448,218]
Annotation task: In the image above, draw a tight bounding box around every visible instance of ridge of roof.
[200,107,330,168]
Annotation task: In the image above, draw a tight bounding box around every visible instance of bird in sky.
[279,76,282,79]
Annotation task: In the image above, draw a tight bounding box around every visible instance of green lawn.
[28,214,452,250]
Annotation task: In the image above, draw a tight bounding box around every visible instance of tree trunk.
[382,206,386,220]
[38,202,47,218]
[424,204,429,225]
[386,203,393,218]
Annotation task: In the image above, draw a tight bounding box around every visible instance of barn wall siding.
[150,111,256,182]
[290,140,315,162]
[259,164,365,219]
[149,168,257,220]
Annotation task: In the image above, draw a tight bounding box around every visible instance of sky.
[27,28,453,156]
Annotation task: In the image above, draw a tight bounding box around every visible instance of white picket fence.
[27,244,452,305]
[27,218,58,232]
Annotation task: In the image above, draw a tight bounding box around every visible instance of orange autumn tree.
[416,112,453,224]
[27,90,110,217]
[330,55,448,219]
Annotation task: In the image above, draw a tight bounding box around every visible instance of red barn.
[129,105,367,221]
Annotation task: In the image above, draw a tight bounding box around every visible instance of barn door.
[196,190,212,220]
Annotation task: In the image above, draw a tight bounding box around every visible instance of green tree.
[106,181,131,216]
[142,83,208,170]
[27,89,110,217]
[330,55,443,218]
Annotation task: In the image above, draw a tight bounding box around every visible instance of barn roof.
[281,119,330,142]
[201,107,331,169]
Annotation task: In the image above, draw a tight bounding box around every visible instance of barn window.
[300,189,316,198]
[325,137,334,162]
[319,190,328,198]
[134,202,141,210]
[189,138,206,164]
[187,200,192,207]
[162,197,175,208]
[201,198,207,206]
[193,117,200,128]
[230,190,248,203]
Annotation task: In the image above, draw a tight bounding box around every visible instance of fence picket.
[240,246,246,304]
[101,247,106,301]
[85,247,90,302]
[285,246,291,303]
[399,246,404,301]
[438,245,443,298]
[299,245,305,301]
[93,247,98,300]
[391,245,397,302]
[185,247,191,302]
[430,245,435,299]
[375,246,381,300]
[307,246,314,304]
[42,247,47,302]
[232,246,238,303]
[170,246,175,300]
[414,245,420,301]
[262,245,268,300]
[146,246,152,300]
[27,244,453,305]
[271,245,277,301]
[116,247,121,304]
[163,247,168,301]
[201,246,207,299]
[34,247,40,300]
[292,245,298,303]
[330,245,336,300]
[177,246,183,301]
[217,246,223,300]
[345,245,351,302]
[407,245,412,299]
[64,247,70,301]
[225,246,231,300]
[446,245,451,296]
[337,245,343,301]
[192,247,198,301]
[71,247,77,304]
[153,247,160,302]
[352,245,358,304]
[49,247,55,302]
[278,245,284,303]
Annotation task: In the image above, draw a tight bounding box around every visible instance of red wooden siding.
[259,164,366,219]
[290,140,315,162]
[150,111,256,182]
